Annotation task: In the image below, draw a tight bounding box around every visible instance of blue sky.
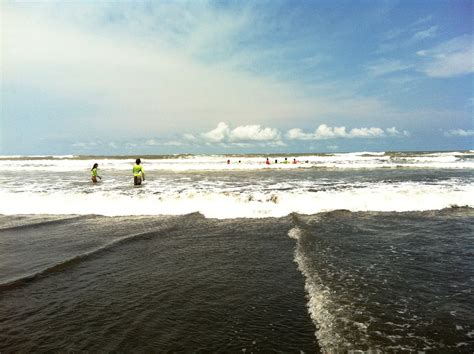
[1,0,473,155]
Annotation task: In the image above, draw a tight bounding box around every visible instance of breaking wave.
[0,151,473,171]
[0,182,472,218]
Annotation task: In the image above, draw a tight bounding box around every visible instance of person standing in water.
[133,158,145,185]
[91,163,102,183]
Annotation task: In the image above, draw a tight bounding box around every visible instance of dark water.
[1,208,473,352]
[292,208,474,351]
[0,214,317,352]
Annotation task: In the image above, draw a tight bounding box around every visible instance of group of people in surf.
[91,158,145,185]
[226,157,304,165]
[265,157,299,165]
[91,156,308,184]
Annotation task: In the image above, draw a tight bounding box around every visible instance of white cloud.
[349,127,385,138]
[444,129,474,137]
[228,125,281,142]
[202,122,231,143]
[201,122,282,145]
[286,128,311,140]
[418,35,474,78]
[286,124,408,140]
[412,26,437,41]
[3,4,317,134]
[376,17,435,53]
[366,59,413,77]
[2,2,399,138]
[386,127,410,137]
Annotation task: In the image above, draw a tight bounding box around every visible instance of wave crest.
[0,182,472,218]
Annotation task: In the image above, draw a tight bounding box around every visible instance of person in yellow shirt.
[91,163,102,183]
[133,158,145,185]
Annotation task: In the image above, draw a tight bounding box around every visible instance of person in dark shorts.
[133,158,145,185]
[91,163,102,183]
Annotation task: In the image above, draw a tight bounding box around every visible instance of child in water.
[133,158,145,185]
[91,163,102,183]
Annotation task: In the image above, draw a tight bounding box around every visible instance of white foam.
[0,151,472,172]
[0,182,471,218]
[287,227,301,240]
[289,227,359,350]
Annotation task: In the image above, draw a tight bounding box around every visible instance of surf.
[0,181,472,218]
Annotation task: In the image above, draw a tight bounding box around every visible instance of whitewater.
[0,151,472,217]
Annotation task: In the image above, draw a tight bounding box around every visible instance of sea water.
[0,151,473,351]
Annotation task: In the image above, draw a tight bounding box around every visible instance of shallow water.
[1,209,473,352]
[291,209,474,351]
[0,214,317,352]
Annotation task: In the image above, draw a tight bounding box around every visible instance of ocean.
[0,151,473,352]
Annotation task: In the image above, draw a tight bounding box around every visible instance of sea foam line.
[0,183,472,218]
[289,226,357,351]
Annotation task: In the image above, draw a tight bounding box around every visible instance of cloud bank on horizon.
[1,0,472,154]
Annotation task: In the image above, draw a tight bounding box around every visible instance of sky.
[1,0,473,155]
